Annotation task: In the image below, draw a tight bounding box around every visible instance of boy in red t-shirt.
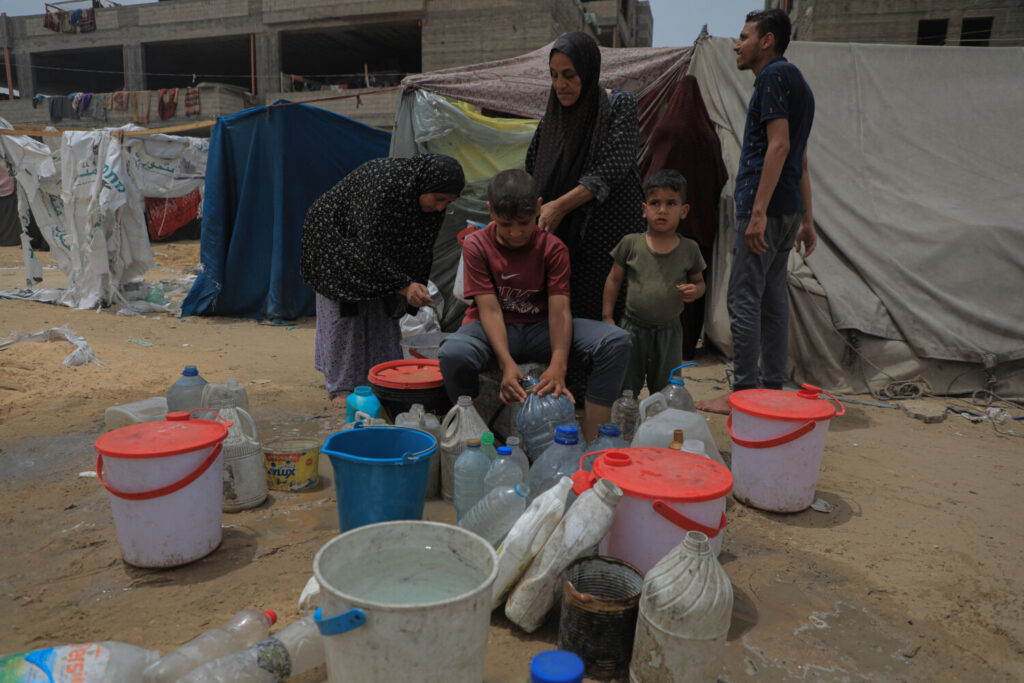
[438,169,630,442]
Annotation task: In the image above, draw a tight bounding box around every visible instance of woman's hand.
[399,282,433,308]
[537,200,568,233]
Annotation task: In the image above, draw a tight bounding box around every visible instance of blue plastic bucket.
[322,426,436,532]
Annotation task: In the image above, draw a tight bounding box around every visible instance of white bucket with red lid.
[95,410,230,567]
[571,448,732,573]
[727,384,845,513]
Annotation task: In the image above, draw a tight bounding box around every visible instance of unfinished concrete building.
[0,0,652,131]
[767,1,1023,47]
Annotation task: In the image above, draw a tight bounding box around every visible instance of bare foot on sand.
[330,394,348,409]
[696,393,732,415]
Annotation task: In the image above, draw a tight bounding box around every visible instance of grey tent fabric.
[690,35,1024,397]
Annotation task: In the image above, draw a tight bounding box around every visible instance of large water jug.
[167,366,208,413]
[633,393,724,468]
[526,425,584,503]
[485,447,525,492]
[201,382,267,512]
[105,396,167,431]
[459,483,530,548]
[610,390,640,443]
[658,363,697,412]
[453,438,490,521]
[630,531,733,682]
[345,386,381,423]
[582,423,627,471]
[515,377,576,462]
[396,403,442,497]
[223,378,249,411]
[440,395,489,502]
[505,436,531,479]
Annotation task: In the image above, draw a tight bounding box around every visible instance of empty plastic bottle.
[505,436,531,479]
[180,615,323,683]
[485,447,524,491]
[143,609,277,682]
[202,383,267,512]
[658,362,697,412]
[0,642,159,682]
[515,377,577,462]
[224,378,250,411]
[167,365,208,413]
[453,438,490,521]
[440,396,489,502]
[480,431,499,463]
[345,386,381,423]
[396,403,443,497]
[459,483,530,547]
[526,426,584,502]
[633,393,724,468]
[582,423,628,471]
[610,389,640,443]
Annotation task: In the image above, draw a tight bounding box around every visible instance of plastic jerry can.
[440,395,489,503]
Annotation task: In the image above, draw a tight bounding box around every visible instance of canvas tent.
[181,102,391,320]
[394,35,1024,398]
[0,118,208,309]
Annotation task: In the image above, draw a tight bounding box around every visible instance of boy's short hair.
[644,169,688,203]
[488,169,539,218]
[746,8,792,55]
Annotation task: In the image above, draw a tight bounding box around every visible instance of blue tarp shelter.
[182,101,391,320]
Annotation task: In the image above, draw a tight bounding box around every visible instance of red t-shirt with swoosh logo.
[460,223,571,325]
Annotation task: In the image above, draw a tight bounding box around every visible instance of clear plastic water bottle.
[143,609,276,682]
[480,431,499,463]
[610,389,640,443]
[167,365,208,413]
[459,483,530,547]
[505,436,531,479]
[0,642,160,682]
[515,377,577,462]
[485,447,524,491]
[453,438,490,521]
[224,378,250,411]
[180,615,323,683]
[526,425,584,502]
[582,423,628,471]
[659,363,697,412]
[345,386,381,423]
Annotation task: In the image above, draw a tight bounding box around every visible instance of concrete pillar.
[13,48,33,97]
[123,42,145,90]
[254,30,280,99]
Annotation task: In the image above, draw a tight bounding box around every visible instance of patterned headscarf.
[530,31,611,252]
[300,154,465,303]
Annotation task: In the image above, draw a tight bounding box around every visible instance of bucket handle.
[799,383,846,417]
[314,607,366,636]
[726,414,816,449]
[96,443,223,501]
[652,500,727,538]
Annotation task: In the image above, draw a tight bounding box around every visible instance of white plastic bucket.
[572,449,732,574]
[313,520,498,683]
[727,385,844,512]
[95,412,229,567]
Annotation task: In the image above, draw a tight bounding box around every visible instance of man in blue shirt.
[699,8,816,414]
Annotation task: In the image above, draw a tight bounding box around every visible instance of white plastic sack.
[399,280,444,339]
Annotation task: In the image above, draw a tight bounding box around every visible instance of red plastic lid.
[579,448,732,503]
[95,411,229,459]
[368,359,444,390]
[728,384,837,422]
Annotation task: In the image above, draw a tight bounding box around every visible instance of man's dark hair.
[644,169,688,203]
[746,8,792,55]
[488,169,539,218]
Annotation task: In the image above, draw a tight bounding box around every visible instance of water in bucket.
[322,546,489,605]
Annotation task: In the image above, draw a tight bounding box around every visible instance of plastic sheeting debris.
[0,325,102,367]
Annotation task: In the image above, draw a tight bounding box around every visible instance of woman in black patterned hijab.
[301,154,464,407]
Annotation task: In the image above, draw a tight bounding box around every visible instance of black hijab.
[531,31,611,252]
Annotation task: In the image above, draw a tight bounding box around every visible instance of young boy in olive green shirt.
[602,169,707,394]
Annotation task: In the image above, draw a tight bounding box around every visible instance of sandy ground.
[1,240,1021,682]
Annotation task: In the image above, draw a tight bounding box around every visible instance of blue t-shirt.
[734,57,815,217]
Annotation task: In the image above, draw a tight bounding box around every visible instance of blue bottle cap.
[530,650,584,683]
[497,446,511,456]
[553,425,579,444]
[182,365,198,376]
[598,423,621,436]
[354,386,372,395]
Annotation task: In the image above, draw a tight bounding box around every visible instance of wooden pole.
[3,13,14,100]
[364,63,370,89]
[250,34,255,95]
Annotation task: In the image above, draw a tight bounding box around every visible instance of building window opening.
[960,17,993,47]
[916,18,949,45]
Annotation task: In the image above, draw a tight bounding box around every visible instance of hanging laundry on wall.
[184,87,200,117]
[130,91,151,124]
[79,8,97,32]
[158,88,178,119]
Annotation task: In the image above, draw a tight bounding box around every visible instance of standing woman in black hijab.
[527,31,645,323]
